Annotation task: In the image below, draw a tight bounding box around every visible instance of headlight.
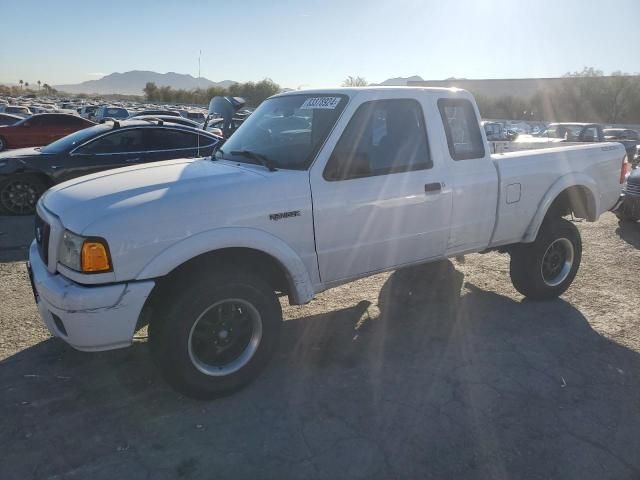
[58,230,112,273]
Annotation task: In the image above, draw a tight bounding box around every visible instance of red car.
[0,113,95,151]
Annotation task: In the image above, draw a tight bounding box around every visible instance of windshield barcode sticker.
[300,97,341,110]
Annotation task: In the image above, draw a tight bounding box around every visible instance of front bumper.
[28,241,155,352]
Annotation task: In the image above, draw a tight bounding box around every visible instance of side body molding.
[523,172,600,243]
[135,227,316,304]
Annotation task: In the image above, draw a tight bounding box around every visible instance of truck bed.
[489,142,625,247]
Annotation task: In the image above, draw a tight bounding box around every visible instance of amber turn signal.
[81,241,111,272]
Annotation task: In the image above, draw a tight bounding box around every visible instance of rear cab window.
[438,98,485,160]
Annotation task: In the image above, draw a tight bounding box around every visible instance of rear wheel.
[149,270,282,399]
[509,218,582,300]
[0,174,48,215]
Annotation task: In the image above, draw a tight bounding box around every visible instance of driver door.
[309,96,452,284]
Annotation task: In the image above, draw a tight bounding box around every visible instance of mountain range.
[54,71,236,96]
[51,71,426,96]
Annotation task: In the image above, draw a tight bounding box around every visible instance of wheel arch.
[136,228,316,309]
[523,174,599,243]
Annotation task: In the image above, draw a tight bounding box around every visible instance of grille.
[624,182,640,196]
[34,214,50,265]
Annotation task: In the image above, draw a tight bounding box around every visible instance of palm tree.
[37,80,41,90]
[19,79,23,90]
[43,83,50,94]
[25,82,30,90]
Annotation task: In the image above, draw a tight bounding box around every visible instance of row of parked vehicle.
[0,96,255,214]
[484,120,640,165]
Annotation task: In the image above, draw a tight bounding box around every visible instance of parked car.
[0,113,23,126]
[133,115,206,129]
[79,105,99,119]
[183,111,206,123]
[0,120,220,214]
[129,109,181,118]
[26,87,627,398]
[537,123,604,142]
[614,166,640,222]
[482,121,518,141]
[1,105,32,118]
[93,106,129,122]
[0,113,95,152]
[603,128,640,163]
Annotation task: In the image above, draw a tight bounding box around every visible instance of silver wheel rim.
[541,238,574,287]
[188,298,262,376]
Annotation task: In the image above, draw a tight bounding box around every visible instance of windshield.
[41,124,110,153]
[217,94,348,170]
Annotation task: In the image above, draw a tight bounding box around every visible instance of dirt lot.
[1,213,639,479]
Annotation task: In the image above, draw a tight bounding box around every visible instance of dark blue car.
[0,119,220,215]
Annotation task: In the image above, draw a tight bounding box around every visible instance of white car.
[28,87,628,398]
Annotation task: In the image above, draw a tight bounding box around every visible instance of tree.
[25,82,29,89]
[143,81,159,101]
[342,76,368,87]
[37,80,41,91]
[19,79,23,90]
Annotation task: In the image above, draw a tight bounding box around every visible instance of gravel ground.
[1,213,639,479]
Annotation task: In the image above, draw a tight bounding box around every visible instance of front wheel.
[509,218,582,300]
[0,174,48,215]
[149,271,282,399]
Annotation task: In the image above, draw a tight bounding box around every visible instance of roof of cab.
[272,86,472,98]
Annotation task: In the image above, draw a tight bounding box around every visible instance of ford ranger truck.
[27,87,629,398]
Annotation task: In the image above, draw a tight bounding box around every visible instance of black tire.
[509,218,582,300]
[149,271,282,399]
[0,174,48,215]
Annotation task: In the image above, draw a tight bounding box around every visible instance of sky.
[1,0,639,89]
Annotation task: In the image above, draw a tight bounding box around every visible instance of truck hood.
[42,158,272,233]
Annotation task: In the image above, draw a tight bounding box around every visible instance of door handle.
[424,182,442,193]
[125,157,141,163]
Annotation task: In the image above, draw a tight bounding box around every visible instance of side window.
[197,133,218,147]
[438,98,485,160]
[77,129,145,154]
[149,129,199,150]
[324,99,431,181]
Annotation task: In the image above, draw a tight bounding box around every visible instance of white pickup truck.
[28,87,629,398]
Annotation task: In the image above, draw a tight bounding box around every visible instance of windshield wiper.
[230,150,278,172]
